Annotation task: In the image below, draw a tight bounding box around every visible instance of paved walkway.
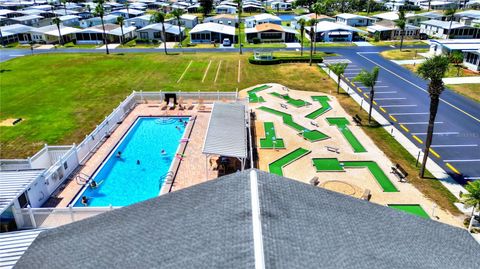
[97,43,120,50]
[353,41,374,47]
[443,76,480,84]
[392,59,426,65]
[285,42,301,48]
[36,45,55,50]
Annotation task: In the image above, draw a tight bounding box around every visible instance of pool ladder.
[75,172,91,185]
[159,171,174,188]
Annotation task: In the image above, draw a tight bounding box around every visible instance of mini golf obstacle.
[269,92,310,108]
[248,85,271,103]
[305,96,332,119]
[257,106,329,142]
[269,147,311,176]
[388,204,429,219]
[260,122,285,149]
[312,158,398,192]
[326,117,366,153]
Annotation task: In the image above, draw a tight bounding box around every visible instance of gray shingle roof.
[14,170,480,269]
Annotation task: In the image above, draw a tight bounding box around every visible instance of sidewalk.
[391,59,426,65]
[443,76,480,84]
[97,43,120,50]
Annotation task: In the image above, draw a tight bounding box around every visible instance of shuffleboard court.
[260,122,285,149]
[326,117,366,153]
[180,61,209,82]
[269,92,310,107]
[305,96,332,119]
[389,204,430,219]
[269,147,311,176]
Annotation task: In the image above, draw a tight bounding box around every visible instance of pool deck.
[241,83,463,227]
[44,103,216,208]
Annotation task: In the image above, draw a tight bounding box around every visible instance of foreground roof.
[15,170,480,268]
[0,229,46,269]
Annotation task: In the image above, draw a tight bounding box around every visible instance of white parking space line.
[443,159,480,163]
[399,121,444,125]
[374,97,406,100]
[359,86,389,88]
[411,132,459,135]
[431,144,478,148]
[381,104,417,107]
[390,112,428,115]
[375,91,397,94]
[346,68,362,71]
[465,177,480,180]
[9,54,25,57]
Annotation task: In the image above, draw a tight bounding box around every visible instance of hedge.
[248,55,323,65]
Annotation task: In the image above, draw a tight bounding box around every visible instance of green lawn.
[259,122,285,149]
[404,63,479,78]
[269,147,310,176]
[305,96,331,119]
[371,40,428,47]
[446,84,480,103]
[380,49,428,60]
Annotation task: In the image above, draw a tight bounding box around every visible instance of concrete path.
[391,59,426,65]
[285,42,301,48]
[353,41,374,47]
[97,43,120,50]
[443,76,480,84]
[36,45,55,50]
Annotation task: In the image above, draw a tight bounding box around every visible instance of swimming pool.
[72,117,188,207]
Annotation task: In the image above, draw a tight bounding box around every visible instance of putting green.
[305,96,332,119]
[248,85,270,103]
[311,158,398,192]
[389,204,429,219]
[326,117,366,153]
[269,92,310,107]
[260,122,285,149]
[257,106,329,142]
[269,148,311,176]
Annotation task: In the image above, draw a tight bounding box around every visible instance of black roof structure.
[15,169,480,269]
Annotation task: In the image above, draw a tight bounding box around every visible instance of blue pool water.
[73,117,188,207]
[278,14,296,21]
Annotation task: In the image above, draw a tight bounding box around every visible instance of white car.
[222,38,231,47]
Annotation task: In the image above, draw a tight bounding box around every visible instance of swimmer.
[137,160,140,165]
[81,196,88,207]
[90,180,98,188]
[116,151,122,158]
[161,149,166,155]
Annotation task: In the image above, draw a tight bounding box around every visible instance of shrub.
[248,55,323,65]
[252,37,261,44]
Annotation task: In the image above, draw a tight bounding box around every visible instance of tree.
[298,18,307,56]
[94,0,109,55]
[427,0,432,11]
[235,0,243,54]
[61,0,67,15]
[444,4,458,39]
[294,0,317,11]
[52,17,64,46]
[171,9,184,47]
[450,51,463,76]
[124,1,130,18]
[151,11,168,55]
[461,180,480,232]
[395,10,406,51]
[354,66,380,124]
[307,18,317,66]
[199,0,214,17]
[330,63,348,94]
[312,1,324,54]
[416,56,449,178]
[116,16,125,44]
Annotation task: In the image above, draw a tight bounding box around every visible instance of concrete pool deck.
[241,83,463,227]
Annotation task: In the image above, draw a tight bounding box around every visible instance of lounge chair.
[309,176,319,186]
[280,103,288,109]
[361,189,371,201]
[168,98,175,110]
[186,100,194,110]
[198,98,206,111]
[178,98,185,110]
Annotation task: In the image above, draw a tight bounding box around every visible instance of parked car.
[222,38,231,47]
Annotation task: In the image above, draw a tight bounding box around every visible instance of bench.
[361,189,371,201]
[352,114,362,126]
[391,163,408,182]
[310,176,319,186]
[310,121,319,127]
[280,103,288,109]
[325,146,340,154]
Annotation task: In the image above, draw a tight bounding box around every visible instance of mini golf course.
[248,85,270,103]
[269,147,311,176]
[260,122,285,149]
[305,96,332,119]
[388,204,429,219]
[312,158,398,192]
[269,92,310,107]
[257,106,329,142]
[326,117,366,153]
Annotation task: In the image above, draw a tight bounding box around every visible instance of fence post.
[27,205,37,228]
[159,90,162,103]
[109,204,113,211]
[69,205,75,222]
[198,90,200,100]
[235,88,238,101]
[140,90,144,102]
[217,90,220,100]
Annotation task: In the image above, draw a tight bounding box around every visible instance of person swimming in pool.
[161,149,167,155]
[81,196,88,207]
[137,160,141,165]
[116,151,122,158]
[90,180,97,188]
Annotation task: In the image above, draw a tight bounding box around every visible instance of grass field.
[380,49,428,60]
[446,84,480,103]
[371,40,427,47]
[404,63,479,78]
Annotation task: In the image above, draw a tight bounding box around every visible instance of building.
[269,1,292,11]
[79,14,119,28]
[136,23,185,41]
[428,38,480,55]
[203,14,238,26]
[215,5,237,14]
[110,8,145,19]
[245,23,297,43]
[292,13,335,29]
[242,4,265,13]
[0,24,34,44]
[12,170,480,268]
[166,14,198,29]
[245,13,282,28]
[29,24,81,44]
[58,14,81,27]
[367,20,421,40]
[6,15,44,27]
[307,21,367,42]
[335,13,375,27]
[419,0,457,10]
[189,22,237,44]
[75,24,136,44]
[463,49,480,72]
[420,19,480,39]
[372,11,427,26]
[125,14,152,28]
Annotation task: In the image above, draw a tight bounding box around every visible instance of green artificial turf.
[312,158,344,171]
[342,161,398,192]
[260,122,285,149]
[269,147,311,176]
[305,96,332,119]
[326,117,366,153]
[248,85,270,103]
[269,92,310,107]
[389,204,430,219]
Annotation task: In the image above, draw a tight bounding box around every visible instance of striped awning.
[0,170,44,214]
[0,229,46,269]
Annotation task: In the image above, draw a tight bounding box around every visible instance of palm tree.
[151,11,168,55]
[52,17,64,46]
[395,10,406,51]
[61,0,67,15]
[354,66,380,124]
[462,180,480,232]
[124,1,130,19]
[450,51,463,76]
[330,63,348,94]
[311,2,324,54]
[234,0,243,54]
[116,16,125,44]
[94,0,109,55]
[417,56,450,178]
[298,18,306,56]
[171,9,184,47]
[308,18,317,66]
[427,0,432,11]
[444,3,458,39]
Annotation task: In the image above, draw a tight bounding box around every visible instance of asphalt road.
[1,45,479,182]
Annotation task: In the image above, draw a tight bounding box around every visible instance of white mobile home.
[190,22,237,44]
